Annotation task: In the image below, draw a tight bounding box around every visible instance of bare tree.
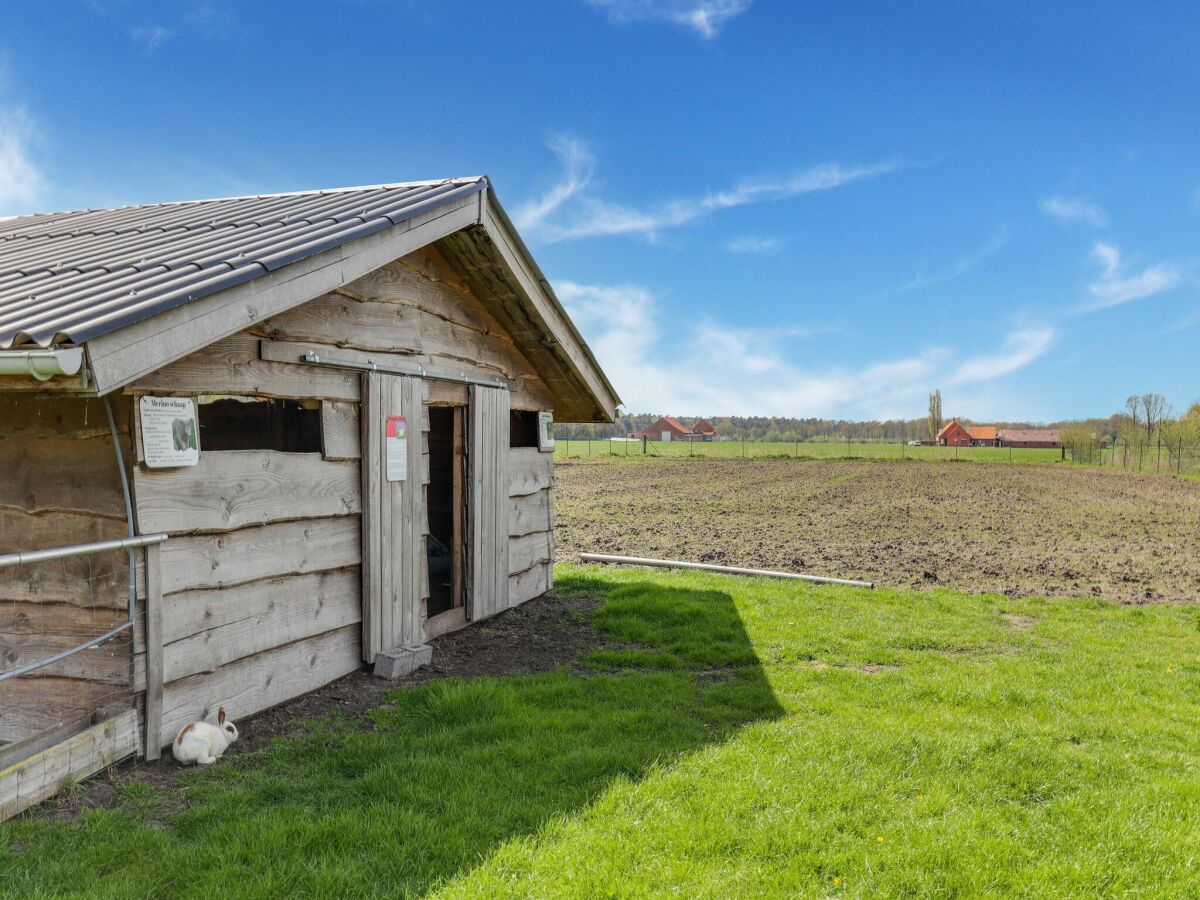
[927,389,943,442]
[1139,393,1171,441]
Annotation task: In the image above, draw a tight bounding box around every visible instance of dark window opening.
[198,398,322,452]
[510,409,539,448]
[426,406,462,617]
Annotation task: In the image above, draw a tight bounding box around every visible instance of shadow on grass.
[0,574,783,896]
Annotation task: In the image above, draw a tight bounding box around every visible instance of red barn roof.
[692,418,716,434]
[936,421,966,440]
[967,425,997,441]
[644,416,692,437]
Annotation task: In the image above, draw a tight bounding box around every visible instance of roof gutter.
[0,347,85,381]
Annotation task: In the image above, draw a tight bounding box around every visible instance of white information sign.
[386,415,408,482]
[537,411,555,452]
[139,396,200,468]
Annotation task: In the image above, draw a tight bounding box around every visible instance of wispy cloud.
[556,278,1050,418]
[945,325,1056,387]
[1083,242,1181,311]
[0,105,43,216]
[893,229,1008,293]
[586,0,752,39]
[128,2,238,51]
[131,24,174,52]
[724,234,783,255]
[518,134,898,243]
[1040,195,1107,227]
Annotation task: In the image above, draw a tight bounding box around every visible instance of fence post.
[742,434,745,458]
[1180,437,1184,474]
[144,541,164,761]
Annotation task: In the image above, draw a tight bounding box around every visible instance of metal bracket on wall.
[298,350,512,391]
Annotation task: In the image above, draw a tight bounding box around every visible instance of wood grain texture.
[509,487,552,538]
[0,435,121,516]
[467,385,511,620]
[156,516,361,595]
[127,332,360,401]
[157,624,361,749]
[509,530,553,578]
[0,678,128,743]
[134,450,360,534]
[360,373,382,662]
[0,395,131,438]
[509,447,554,498]
[160,568,360,683]
[0,709,139,821]
[259,338,552,409]
[509,562,550,608]
[320,401,361,460]
[143,542,163,759]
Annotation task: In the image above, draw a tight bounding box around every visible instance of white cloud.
[512,134,595,232]
[131,24,174,52]
[0,106,43,216]
[893,229,1008,293]
[555,279,1050,418]
[1040,195,1107,227]
[945,325,1056,386]
[521,135,898,243]
[724,234,783,255]
[586,0,752,38]
[1083,241,1181,311]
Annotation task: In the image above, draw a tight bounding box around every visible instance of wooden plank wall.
[468,386,511,620]
[360,372,426,663]
[507,447,555,608]
[0,708,140,821]
[128,355,365,746]
[123,243,557,746]
[0,396,136,744]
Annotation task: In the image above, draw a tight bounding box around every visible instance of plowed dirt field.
[554,458,1200,603]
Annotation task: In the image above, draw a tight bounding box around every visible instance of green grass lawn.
[4,565,1200,897]
[556,439,1065,465]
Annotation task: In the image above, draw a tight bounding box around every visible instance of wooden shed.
[0,178,618,817]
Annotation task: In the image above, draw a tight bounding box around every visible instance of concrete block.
[373,643,433,680]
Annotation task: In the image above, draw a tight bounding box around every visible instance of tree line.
[554,392,1200,455]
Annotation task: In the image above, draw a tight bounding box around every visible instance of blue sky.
[2,1,1197,421]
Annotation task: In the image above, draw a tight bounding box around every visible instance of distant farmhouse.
[635,416,716,442]
[937,420,1060,449]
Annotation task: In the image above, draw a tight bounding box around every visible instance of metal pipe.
[0,621,134,682]
[0,532,168,568]
[299,350,511,390]
[0,347,85,381]
[104,395,138,628]
[578,553,875,589]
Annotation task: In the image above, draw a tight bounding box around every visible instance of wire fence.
[0,546,135,765]
[1067,437,1200,476]
[553,435,1066,465]
[553,433,1200,477]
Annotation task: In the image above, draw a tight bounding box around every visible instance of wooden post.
[144,541,164,760]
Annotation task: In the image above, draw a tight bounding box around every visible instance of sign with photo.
[537,411,555,452]
[140,396,200,468]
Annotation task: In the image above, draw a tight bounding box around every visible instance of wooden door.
[467,385,510,621]
[360,372,425,662]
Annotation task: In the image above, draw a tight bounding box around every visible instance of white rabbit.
[171,706,238,765]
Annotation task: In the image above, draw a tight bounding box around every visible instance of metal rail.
[0,533,169,683]
[0,532,168,568]
[300,350,512,390]
[579,553,875,589]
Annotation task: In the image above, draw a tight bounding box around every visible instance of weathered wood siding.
[468,386,511,620]
[0,396,136,744]
[123,244,556,746]
[507,447,555,606]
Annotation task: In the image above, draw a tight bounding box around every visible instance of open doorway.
[426,405,464,622]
